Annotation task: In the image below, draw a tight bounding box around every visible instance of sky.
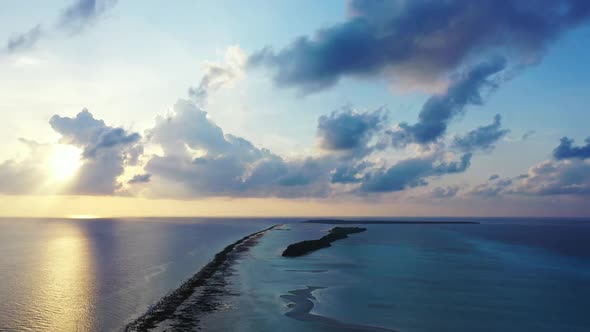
[1,0,590,218]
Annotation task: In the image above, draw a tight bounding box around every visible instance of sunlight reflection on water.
[29,222,96,331]
[0,217,282,332]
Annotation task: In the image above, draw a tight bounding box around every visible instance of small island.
[282,227,367,257]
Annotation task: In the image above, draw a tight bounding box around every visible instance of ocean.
[0,217,589,331]
[0,217,279,331]
[201,218,590,331]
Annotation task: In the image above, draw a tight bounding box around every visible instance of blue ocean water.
[202,218,590,332]
[1,217,589,331]
[0,217,280,332]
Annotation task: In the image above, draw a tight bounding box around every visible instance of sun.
[48,145,82,182]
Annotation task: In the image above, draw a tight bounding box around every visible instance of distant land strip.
[303,219,480,225]
[282,226,367,257]
[125,224,281,332]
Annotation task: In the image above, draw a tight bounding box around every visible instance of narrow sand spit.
[281,286,398,332]
[126,224,282,332]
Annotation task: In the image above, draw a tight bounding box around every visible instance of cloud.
[144,100,334,198]
[0,139,50,194]
[250,0,590,93]
[330,161,372,184]
[317,107,386,158]
[0,101,496,199]
[5,25,43,53]
[4,0,118,53]
[128,173,151,184]
[135,92,488,199]
[50,109,140,158]
[58,0,118,32]
[469,177,514,197]
[553,137,590,160]
[140,99,482,198]
[489,174,500,181]
[465,136,590,198]
[188,46,247,105]
[49,109,142,195]
[359,152,472,193]
[452,114,509,152]
[431,185,461,198]
[146,100,241,157]
[513,159,590,196]
[497,139,590,196]
[388,57,507,147]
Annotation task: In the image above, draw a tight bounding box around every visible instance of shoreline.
[125,224,281,331]
[281,286,398,332]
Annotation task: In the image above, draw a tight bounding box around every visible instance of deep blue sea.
[0,217,589,331]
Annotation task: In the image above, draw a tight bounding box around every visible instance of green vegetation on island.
[282,227,367,257]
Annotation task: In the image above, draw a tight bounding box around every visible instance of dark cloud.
[250,0,590,93]
[489,174,500,181]
[5,25,43,53]
[388,58,506,147]
[330,161,371,184]
[58,0,118,32]
[276,158,328,187]
[128,173,151,184]
[452,114,509,152]
[50,109,142,195]
[50,109,140,158]
[431,185,460,198]
[5,0,117,53]
[84,128,140,158]
[553,137,590,160]
[359,152,472,193]
[245,156,333,198]
[317,107,386,157]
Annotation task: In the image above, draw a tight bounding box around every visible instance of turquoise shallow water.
[203,219,590,332]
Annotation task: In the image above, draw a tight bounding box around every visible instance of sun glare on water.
[49,145,82,182]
